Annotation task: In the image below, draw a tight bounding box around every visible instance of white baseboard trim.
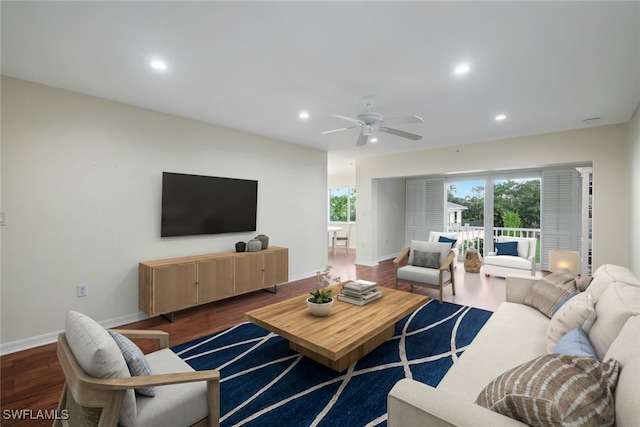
[355,259,379,267]
[377,253,399,262]
[0,312,149,356]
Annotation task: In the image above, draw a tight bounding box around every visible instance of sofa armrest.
[388,379,527,427]
[505,274,539,303]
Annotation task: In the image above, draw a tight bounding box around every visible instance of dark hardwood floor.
[1,248,516,426]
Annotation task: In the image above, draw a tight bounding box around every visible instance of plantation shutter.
[405,178,445,245]
[541,169,582,270]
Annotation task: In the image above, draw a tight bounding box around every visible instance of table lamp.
[549,249,580,274]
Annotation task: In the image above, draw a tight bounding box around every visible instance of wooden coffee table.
[245,282,429,372]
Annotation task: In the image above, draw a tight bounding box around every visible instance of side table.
[464,248,483,273]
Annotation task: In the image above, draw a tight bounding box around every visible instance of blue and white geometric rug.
[172,300,492,427]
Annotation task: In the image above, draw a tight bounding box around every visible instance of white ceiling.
[2,1,639,174]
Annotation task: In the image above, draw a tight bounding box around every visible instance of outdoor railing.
[446,224,541,260]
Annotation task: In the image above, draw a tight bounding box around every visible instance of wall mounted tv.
[161,172,258,237]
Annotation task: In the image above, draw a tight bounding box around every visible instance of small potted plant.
[307,266,341,317]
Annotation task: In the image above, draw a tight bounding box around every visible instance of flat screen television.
[161,172,258,237]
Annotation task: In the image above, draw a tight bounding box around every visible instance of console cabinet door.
[234,252,264,294]
[153,262,197,314]
[197,257,234,303]
[264,248,288,287]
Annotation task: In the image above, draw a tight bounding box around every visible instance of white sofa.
[483,236,537,277]
[388,264,640,427]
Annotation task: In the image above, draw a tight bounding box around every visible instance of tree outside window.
[329,188,356,222]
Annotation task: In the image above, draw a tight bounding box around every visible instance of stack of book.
[337,280,382,306]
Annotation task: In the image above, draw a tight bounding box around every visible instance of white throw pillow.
[65,311,136,426]
[546,292,594,354]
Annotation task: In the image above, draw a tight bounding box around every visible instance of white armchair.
[55,311,219,427]
[428,231,460,267]
[394,240,456,304]
[483,236,537,277]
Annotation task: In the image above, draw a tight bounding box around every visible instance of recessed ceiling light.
[370,137,378,143]
[298,111,309,119]
[151,60,167,70]
[495,114,507,121]
[454,64,470,74]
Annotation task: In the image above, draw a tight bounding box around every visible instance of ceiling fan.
[320,96,424,146]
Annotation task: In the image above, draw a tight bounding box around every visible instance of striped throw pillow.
[109,331,155,397]
[524,270,578,317]
[476,354,619,426]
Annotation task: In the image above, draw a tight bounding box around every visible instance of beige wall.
[629,104,640,277]
[356,124,631,271]
[0,77,329,350]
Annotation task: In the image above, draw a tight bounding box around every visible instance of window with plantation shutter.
[405,178,445,245]
[541,169,582,270]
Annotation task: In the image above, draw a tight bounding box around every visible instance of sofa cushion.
[495,241,518,256]
[604,316,640,427]
[524,274,578,318]
[437,302,548,403]
[553,327,597,358]
[109,331,155,397]
[475,354,619,427]
[397,265,451,286]
[545,291,595,353]
[588,280,640,359]
[137,348,209,427]
[588,264,640,300]
[411,250,441,268]
[65,311,136,426]
[483,255,532,270]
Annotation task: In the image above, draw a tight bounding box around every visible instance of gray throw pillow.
[412,250,440,269]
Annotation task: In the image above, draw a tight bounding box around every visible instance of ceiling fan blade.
[378,126,423,141]
[318,126,358,135]
[381,115,424,125]
[333,114,364,125]
[356,131,369,147]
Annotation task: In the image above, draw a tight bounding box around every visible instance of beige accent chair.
[394,240,456,304]
[332,223,352,256]
[55,311,219,427]
[483,236,537,278]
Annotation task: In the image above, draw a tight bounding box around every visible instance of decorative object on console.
[307,266,341,317]
[464,248,483,273]
[255,234,269,249]
[247,239,262,252]
[235,241,246,252]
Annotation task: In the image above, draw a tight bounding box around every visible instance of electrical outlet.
[77,284,88,297]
